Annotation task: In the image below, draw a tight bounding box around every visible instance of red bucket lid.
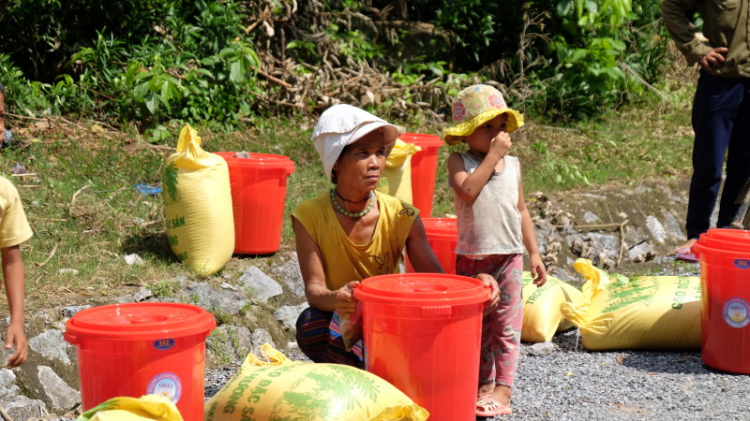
[399,133,443,149]
[422,218,457,237]
[64,303,216,343]
[706,228,750,244]
[215,152,295,174]
[698,233,750,252]
[354,273,489,306]
[692,242,750,261]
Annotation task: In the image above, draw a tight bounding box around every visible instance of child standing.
[443,84,546,417]
[0,175,31,368]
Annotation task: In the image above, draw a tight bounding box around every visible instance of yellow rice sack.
[204,344,429,421]
[376,139,419,203]
[522,272,583,343]
[76,395,182,421]
[163,125,234,276]
[560,258,701,351]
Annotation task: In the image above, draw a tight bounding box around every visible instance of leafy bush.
[0,0,673,133]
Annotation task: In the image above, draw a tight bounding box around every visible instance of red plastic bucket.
[64,303,216,420]
[694,231,750,374]
[354,273,489,421]
[400,133,443,217]
[215,152,295,255]
[405,218,457,274]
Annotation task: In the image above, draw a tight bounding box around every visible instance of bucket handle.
[421,305,451,317]
[63,331,77,345]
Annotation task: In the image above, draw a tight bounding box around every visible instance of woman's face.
[333,130,389,190]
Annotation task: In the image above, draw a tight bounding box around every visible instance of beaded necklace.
[330,189,374,218]
[335,189,370,204]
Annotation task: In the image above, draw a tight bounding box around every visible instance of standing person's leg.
[457,254,522,416]
[487,254,523,408]
[456,255,497,395]
[717,78,750,228]
[685,72,745,242]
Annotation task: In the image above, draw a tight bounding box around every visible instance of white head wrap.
[311,104,403,182]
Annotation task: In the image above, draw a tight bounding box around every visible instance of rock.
[206,325,253,364]
[629,242,656,263]
[37,366,79,410]
[182,283,250,315]
[584,211,600,223]
[274,303,309,330]
[251,329,276,353]
[646,215,667,244]
[133,287,153,302]
[29,330,71,364]
[528,342,556,356]
[624,226,649,247]
[62,305,90,319]
[272,253,306,297]
[0,369,47,420]
[123,253,144,265]
[220,282,238,291]
[664,212,687,242]
[239,266,283,303]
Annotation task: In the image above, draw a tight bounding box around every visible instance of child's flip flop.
[676,247,699,263]
[476,396,512,417]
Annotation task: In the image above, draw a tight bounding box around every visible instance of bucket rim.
[399,133,444,148]
[693,242,750,259]
[706,228,750,243]
[698,234,750,252]
[354,273,489,306]
[421,217,457,235]
[214,151,295,172]
[64,303,216,343]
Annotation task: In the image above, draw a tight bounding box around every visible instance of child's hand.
[530,254,547,287]
[334,281,360,316]
[5,323,28,368]
[476,273,500,314]
[489,132,512,159]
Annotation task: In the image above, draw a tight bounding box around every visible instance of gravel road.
[206,259,750,421]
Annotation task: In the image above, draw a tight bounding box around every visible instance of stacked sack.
[163,125,234,276]
[375,139,420,203]
[561,258,701,351]
[521,272,583,343]
[205,344,429,421]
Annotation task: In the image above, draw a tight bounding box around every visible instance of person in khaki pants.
[662,0,750,261]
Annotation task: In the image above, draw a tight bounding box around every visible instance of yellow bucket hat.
[442,84,524,145]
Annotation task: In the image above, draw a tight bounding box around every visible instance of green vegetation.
[0,0,698,311]
[0,0,671,137]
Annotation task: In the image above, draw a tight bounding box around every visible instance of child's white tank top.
[453,153,524,256]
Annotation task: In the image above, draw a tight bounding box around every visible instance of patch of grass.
[147,280,178,298]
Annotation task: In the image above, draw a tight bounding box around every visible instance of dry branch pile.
[242,0,539,122]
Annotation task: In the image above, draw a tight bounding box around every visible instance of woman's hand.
[475,273,500,315]
[333,281,360,316]
[529,254,547,287]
